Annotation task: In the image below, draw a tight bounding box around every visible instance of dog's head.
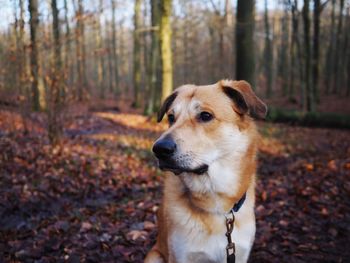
[153,80,267,180]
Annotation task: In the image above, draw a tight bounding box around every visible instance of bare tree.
[133,0,142,107]
[111,0,120,95]
[28,0,41,110]
[74,0,87,101]
[48,0,63,144]
[235,0,255,86]
[264,0,273,97]
[95,0,106,98]
[302,0,313,111]
[63,0,71,98]
[333,0,345,94]
[312,0,329,103]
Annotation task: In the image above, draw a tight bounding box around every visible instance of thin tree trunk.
[75,0,82,100]
[111,0,119,95]
[312,0,320,103]
[95,0,105,98]
[63,0,71,97]
[160,0,173,101]
[183,14,189,83]
[333,0,345,94]
[208,25,216,83]
[75,0,87,101]
[119,20,126,95]
[264,0,273,98]
[235,0,255,86]
[18,0,26,94]
[225,0,233,27]
[143,0,150,104]
[303,0,314,112]
[133,0,142,107]
[28,0,41,111]
[278,6,289,96]
[345,7,350,96]
[325,0,336,94]
[106,21,115,95]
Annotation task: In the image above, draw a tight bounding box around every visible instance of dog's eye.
[198,111,213,122]
[168,114,175,125]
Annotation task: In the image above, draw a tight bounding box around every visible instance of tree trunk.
[312,0,320,103]
[289,0,302,100]
[75,0,87,101]
[18,0,26,94]
[278,5,289,96]
[143,0,150,104]
[63,0,71,97]
[264,0,273,98]
[302,0,314,112]
[235,0,255,86]
[160,0,173,102]
[111,0,119,95]
[145,0,161,115]
[325,0,336,94]
[345,7,350,96]
[183,11,189,83]
[28,0,41,111]
[95,0,105,98]
[333,0,345,94]
[49,0,63,144]
[133,0,142,107]
[106,21,115,95]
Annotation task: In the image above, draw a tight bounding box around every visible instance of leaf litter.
[0,110,349,262]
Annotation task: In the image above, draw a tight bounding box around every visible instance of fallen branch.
[266,107,350,129]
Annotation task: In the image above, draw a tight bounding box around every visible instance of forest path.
[0,109,349,262]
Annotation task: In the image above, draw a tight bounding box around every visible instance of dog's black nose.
[152,137,176,159]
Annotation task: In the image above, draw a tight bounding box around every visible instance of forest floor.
[0,105,349,263]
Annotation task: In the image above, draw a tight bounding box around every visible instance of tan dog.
[145,80,267,263]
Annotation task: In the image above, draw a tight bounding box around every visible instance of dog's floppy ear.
[221,80,267,119]
[157,91,178,122]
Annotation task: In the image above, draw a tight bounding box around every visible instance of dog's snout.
[152,137,176,159]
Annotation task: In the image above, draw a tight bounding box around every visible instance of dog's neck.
[178,178,247,215]
[178,148,257,215]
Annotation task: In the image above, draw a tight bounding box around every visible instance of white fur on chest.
[169,219,227,263]
[168,204,255,263]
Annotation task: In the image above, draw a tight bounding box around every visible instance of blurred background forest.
[0,0,349,262]
[0,0,349,142]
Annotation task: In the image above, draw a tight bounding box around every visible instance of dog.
[145,80,267,263]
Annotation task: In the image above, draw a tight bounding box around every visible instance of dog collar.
[231,192,246,213]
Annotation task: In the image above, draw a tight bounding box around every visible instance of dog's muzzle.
[152,136,208,175]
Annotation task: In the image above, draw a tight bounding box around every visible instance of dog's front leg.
[144,247,165,263]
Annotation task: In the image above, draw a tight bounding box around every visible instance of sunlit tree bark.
[160,0,173,101]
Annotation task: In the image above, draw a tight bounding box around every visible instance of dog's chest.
[167,206,255,263]
[170,227,227,263]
